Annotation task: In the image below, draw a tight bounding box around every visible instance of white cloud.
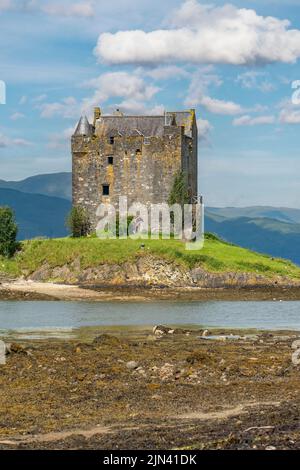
[19,95,27,105]
[236,71,276,93]
[42,2,94,18]
[233,115,275,126]
[82,71,161,114]
[12,138,33,146]
[39,72,163,118]
[184,67,222,105]
[48,127,75,149]
[142,65,190,81]
[0,133,33,147]
[200,96,244,115]
[279,109,300,124]
[197,118,213,142]
[183,67,240,115]
[84,72,159,102]
[39,97,79,119]
[32,94,47,103]
[109,100,164,116]
[10,112,25,121]
[278,97,300,124]
[95,1,300,66]
[0,0,94,17]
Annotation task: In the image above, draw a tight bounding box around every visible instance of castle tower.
[72,108,198,229]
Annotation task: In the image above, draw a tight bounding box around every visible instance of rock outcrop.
[27,255,298,288]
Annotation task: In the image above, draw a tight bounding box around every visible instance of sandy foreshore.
[0,326,300,450]
[1,279,300,301]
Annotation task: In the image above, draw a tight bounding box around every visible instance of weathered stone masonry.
[72,108,198,228]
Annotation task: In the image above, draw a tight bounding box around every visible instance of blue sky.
[1,0,300,207]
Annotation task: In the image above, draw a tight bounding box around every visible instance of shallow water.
[1,300,300,337]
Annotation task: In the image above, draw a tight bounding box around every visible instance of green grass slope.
[206,213,300,265]
[1,235,300,281]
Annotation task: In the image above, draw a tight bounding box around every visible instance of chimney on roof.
[93,107,101,127]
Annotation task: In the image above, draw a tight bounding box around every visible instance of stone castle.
[72,107,198,227]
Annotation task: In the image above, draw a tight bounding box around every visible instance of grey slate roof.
[95,111,194,138]
[74,116,93,136]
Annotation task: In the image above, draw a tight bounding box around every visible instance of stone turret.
[74,116,93,137]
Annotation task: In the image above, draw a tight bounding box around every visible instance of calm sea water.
[1,300,300,334]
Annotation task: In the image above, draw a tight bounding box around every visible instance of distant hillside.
[0,188,71,240]
[0,172,72,201]
[207,206,300,224]
[205,212,300,265]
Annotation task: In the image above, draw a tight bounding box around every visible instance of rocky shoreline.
[0,326,300,450]
[1,279,300,301]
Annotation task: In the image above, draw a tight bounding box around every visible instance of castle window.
[136,149,141,156]
[102,184,110,196]
[109,136,115,145]
[108,156,114,165]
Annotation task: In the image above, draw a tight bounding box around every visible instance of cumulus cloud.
[10,112,25,121]
[142,66,190,81]
[42,2,94,18]
[278,96,300,124]
[199,96,244,115]
[38,72,163,118]
[84,72,159,102]
[108,100,164,116]
[47,127,75,149]
[0,0,94,17]
[32,94,47,103]
[197,118,213,142]
[95,1,300,66]
[82,71,161,114]
[183,67,242,115]
[38,97,79,119]
[233,115,275,126]
[184,68,222,103]
[279,108,300,124]
[236,71,276,93]
[0,133,33,147]
[19,95,27,105]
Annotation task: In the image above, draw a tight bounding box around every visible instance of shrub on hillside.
[66,206,91,238]
[0,207,18,257]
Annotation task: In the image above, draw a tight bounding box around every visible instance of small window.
[136,149,141,156]
[109,136,115,145]
[102,184,110,196]
[108,156,113,165]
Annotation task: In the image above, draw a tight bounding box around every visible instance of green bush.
[168,171,190,207]
[66,206,91,238]
[0,207,18,257]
